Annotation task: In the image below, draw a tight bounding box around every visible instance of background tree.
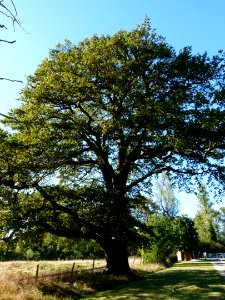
[0,234,105,261]
[214,207,225,244]
[153,173,180,218]
[1,20,225,274]
[194,185,220,252]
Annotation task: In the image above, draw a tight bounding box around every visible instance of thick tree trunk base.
[103,239,131,275]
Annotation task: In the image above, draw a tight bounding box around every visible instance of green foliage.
[143,215,198,266]
[193,185,225,254]
[0,234,104,261]
[194,185,219,251]
[215,207,225,244]
[1,19,225,273]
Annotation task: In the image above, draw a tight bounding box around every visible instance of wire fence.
[34,259,106,284]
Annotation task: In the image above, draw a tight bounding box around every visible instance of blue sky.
[1,0,225,217]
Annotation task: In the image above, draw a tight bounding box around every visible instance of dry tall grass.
[0,258,161,300]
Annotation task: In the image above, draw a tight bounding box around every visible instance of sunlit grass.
[85,261,225,299]
[0,259,106,299]
[0,259,105,276]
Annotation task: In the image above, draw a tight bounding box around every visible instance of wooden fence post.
[92,258,95,275]
[92,258,96,285]
[71,262,75,280]
[35,264,39,284]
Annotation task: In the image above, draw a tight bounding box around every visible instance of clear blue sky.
[1,0,225,217]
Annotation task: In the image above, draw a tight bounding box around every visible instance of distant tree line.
[0,235,105,261]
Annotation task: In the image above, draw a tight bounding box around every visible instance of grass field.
[0,258,157,299]
[0,259,224,299]
[0,259,107,299]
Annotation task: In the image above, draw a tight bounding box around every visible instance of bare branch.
[0,38,16,43]
[0,1,24,82]
[0,0,21,31]
[0,76,22,83]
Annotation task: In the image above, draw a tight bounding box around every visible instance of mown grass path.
[211,260,225,278]
[85,261,225,299]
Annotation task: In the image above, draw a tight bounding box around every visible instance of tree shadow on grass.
[37,270,133,299]
[85,262,225,299]
[38,282,81,299]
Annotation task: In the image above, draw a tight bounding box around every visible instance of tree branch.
[0,38,15,43]
[0,76,22,82]
[0,112,19,120]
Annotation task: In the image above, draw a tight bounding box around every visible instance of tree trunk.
[102,239,131,275]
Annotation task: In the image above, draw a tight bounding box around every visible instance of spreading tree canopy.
[1,20,225,274]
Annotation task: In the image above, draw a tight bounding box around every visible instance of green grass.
[85,261,225,299]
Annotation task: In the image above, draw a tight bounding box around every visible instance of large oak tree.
[1,20,225,274]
